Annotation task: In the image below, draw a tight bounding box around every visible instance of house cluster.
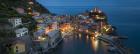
[33,13,62,53]
[7,17,32,54]
[8,17,28,38]
[3,13,70,54]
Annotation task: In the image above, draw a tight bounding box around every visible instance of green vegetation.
[0,0,26,17]
[0,26,16,54]
[0,29,16,42]
[0,0,50,53]
[0,0,50,18]
[0,0,50,35]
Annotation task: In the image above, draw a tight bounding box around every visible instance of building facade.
[15,27,28,37]
[8,18,22,28]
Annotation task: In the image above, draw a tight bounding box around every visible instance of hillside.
[0,0,50,18]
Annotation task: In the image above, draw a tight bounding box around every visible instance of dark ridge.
[0,0,50,17]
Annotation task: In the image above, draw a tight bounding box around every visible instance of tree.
[0,28,16,54]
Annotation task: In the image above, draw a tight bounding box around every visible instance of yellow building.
[11,40,26,54]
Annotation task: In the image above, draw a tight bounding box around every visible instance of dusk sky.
[36,0,114,6]
[36,0,140,15]
[36,0,140,7]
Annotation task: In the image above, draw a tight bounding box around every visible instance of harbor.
[0,0,139,54]
[31,8,131,54]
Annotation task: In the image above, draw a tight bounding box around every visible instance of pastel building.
[8,17,22,27]
[15,27,28,37]
[10,40,26,54]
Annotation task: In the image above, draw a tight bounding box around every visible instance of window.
[17,34,20,37]
[16,46,18,49]
[16,49,18,52]
[24,32,28,35]
[16,46,18,52]
[21,34,23,37]
[17,36,20,37]
[15,22,17,24]
[53,42,54,45]
[23,30,27,32]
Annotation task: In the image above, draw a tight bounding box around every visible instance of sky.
[36,0,140,15]
[36,0,115,6]
[36,0,140,7]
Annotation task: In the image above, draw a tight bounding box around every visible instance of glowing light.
[95,31,100,37]
[38,36,46,41]
[85,29,89,33]
[60,23,73,33]
[94,40,99,50]
[103,25,112,32]
[42,38,46,40]
[91,37,99,52]
[98,10,102,13]
[28,7,31,10]
[78,29,83,32]
[91,32,95,37]
[38,36,41,39]
[60,23,74,37]
[79,33,82,38]
[28,2,34,4]
[45,27,53,34]
[28,12,32,15]
[106,28,110,32]
[86,35,89,40]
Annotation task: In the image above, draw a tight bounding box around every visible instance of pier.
[96,35,128,54]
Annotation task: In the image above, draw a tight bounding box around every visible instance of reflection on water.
[78,33,100,53]
[48,33,109,54]
[78,33,82,40]
[86,35,89,39]
[90,37,99,53]
[86,35,89,43]
[86,35,89,40]
[76,33,103,54]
